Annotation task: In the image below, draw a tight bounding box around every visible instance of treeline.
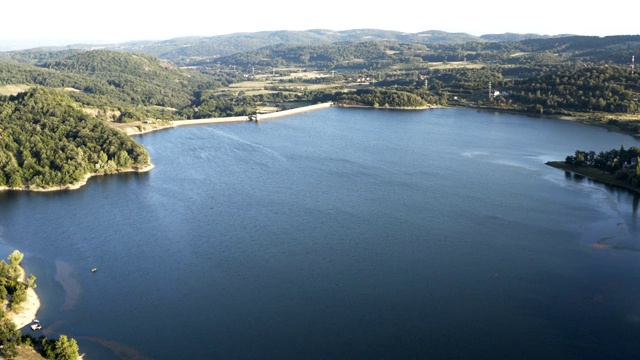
[0,87,150,189]
[564,145,640,187]
[335,88,446,108]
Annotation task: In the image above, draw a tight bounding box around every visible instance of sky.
[2,0,638,49]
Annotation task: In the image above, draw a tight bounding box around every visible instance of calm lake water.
[1,107,640,359]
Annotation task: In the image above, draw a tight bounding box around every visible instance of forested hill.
[0,87,150,189]
[37,50,209,108]
[0,49,239,122]
[42,50,177,76]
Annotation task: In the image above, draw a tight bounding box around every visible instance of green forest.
[0,87,150,189]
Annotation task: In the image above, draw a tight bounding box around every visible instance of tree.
[10,286,26,310]
[44,335,80,360]
[574,150,586,166]
[7,251,23,267]
[7,174,22,189]
[0,318,19,359]
[610,158,621,172]
[114,150,132,168]
[0,260,12,281]
[27,274,37,289]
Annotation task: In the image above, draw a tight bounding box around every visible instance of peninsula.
[546,146,640,194]
[0,250,40,358]
[0,88,152,192]
[6,265,40,330]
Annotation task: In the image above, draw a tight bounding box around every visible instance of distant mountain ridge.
[1,29,567,61]
[4,30,640,70]
[107,29,486,63]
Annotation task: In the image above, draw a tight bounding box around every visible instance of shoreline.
[456,104,640,137]
[6,265,40,330]
[335,103,442,110]
[0,163,154,193]
[546,161,640,195]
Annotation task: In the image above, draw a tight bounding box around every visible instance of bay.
[1,107,640,359]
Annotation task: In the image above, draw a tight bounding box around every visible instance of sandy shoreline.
[6,266,40,330]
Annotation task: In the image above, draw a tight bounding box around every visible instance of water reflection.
[564,170,640,214]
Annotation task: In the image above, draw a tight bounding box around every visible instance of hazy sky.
[2,0,638,48]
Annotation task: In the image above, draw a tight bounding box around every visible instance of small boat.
[30,323,42,331]
[91,268,97,273]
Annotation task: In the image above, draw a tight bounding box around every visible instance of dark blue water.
[2,107,640,359]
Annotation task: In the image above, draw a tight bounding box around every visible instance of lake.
[1,107,640,359]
